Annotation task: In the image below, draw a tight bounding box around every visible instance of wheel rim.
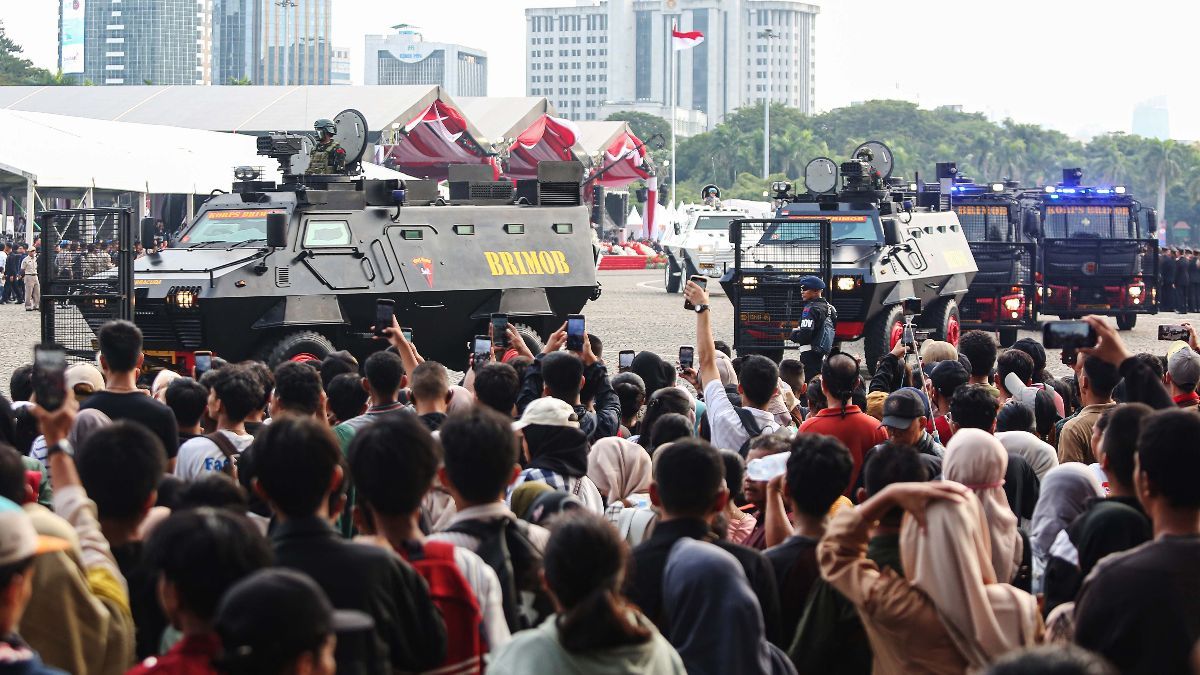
[289,352,321,363]
[889,320,904,349]
[946,313,961,345]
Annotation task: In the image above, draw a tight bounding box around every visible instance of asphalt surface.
[2,268,1198,397]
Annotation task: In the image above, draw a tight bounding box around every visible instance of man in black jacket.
[514,321,621,442]
[1160,247,1176,312]
[624,438,784,646]
[790,275,836,383]
[251,416,447,674]
[4,244,24,304]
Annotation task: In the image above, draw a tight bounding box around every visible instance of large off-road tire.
[511,322,545,354]
[664,252,682,293]
[1116,313,1137,331]
[920,297,962,346]
[998,327,1019,348]
[864,304,906,374]
[261,330,334,367]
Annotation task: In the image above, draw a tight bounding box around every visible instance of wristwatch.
[46,439,74,458]
[694,304,709,314]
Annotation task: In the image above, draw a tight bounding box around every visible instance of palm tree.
[1086,134,1132,185]
[1144,140,1182,222]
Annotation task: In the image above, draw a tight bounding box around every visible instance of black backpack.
[445,517,554,633]
[735,407,764,458]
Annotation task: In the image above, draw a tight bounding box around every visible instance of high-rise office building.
[331,47,351,85]
[364,26,487,97]
[525,0,817,128]
[59,0,212,85]
[211,0,332,85]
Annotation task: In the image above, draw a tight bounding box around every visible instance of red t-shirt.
[128,633,221,675]
[798,406,889,496]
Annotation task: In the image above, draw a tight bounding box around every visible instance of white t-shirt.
[173,429,255,481]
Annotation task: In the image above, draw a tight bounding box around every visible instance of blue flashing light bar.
[1042,185,1128,197]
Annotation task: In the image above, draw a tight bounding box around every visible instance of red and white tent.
[377,97,497,181]
[576,121,654,189]
[457,97,585,180]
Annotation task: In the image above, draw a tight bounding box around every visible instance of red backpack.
[398,540,486,675]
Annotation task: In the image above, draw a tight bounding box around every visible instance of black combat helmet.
[314,118,336,135]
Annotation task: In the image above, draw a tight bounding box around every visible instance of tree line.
[610,100,1199,238]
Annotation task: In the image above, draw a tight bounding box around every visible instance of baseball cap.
[881,388,927,429]
[798,275,826,291]
[0,496,70,567]
[930,359,969,397]
[215,569,373,668]
[1168,343,1200,390]
[66,363,105,395]
[513,397,580,430]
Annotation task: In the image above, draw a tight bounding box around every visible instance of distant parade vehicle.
[943,169,1037,346]
[42,110,600,371]
[660,185,759,293]
[1017,169,1159,330]
[722,141,978,371]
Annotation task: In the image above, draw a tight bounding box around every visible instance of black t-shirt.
[112,541,167,660]
[763,534,820,640]
[419,412,447,432]
[1075,534,1200,675]
[81,390,179,459]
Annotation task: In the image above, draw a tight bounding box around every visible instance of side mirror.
[1023,210,1042,240]
[673,223,681,236]
[140,217,156,249]
[267,212,288,248]
[883,218,904,246]
[1144,209,1158,239]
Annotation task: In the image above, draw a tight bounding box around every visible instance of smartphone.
[902,297,922,316]
[684,275,708,311]
[679,345,695,369]
[194,350,213,376]
[1159,324,1190,341]
[33,344,67,412]
[374,299,396,337]
[401,327,413,343]
[1043,320,1098,350]
[566,314,586,352]
[491,313,509,350]
[618,349,635,371]
[473,335,491,367]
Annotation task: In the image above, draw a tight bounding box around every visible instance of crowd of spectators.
[0,278,1197,674]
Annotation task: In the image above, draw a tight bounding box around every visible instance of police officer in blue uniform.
[789,275,837,384]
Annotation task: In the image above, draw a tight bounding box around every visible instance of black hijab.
[631,351,676,397]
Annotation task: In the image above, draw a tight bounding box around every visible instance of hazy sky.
[2,0,1193,139]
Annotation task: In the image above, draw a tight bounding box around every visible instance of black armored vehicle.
[722,142,978,370]
[57,111,599,371]
[1019,169,1159,330]
[942,166,1037,346]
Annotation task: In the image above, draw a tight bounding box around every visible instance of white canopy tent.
[0,108,413,236]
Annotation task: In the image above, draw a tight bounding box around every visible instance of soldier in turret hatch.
[306,118,347,175]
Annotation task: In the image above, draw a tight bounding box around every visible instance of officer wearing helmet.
[789,275,837,383]
[306,118,347,174]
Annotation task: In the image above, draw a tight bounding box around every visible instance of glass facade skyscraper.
[60,0,209,85]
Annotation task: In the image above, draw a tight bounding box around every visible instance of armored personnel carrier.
[722,142,978,371]
[661,185,759,292]
[65,110,599,371]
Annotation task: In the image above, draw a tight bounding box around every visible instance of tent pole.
[25,179,35,242]
[670,23,676,208]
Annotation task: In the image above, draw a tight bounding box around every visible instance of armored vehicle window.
[695,215,736,231]
[1044,205,1132,239]
[953,204,1010,242]
[185,209,278,244]
[303,220,352,247]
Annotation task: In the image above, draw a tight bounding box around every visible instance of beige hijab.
[944,428,1022,583]
[587,436,652,504]
[901,490,1040,668]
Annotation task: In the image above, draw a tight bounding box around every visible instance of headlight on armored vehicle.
[168,286,200,310]
[1127,285,1142,298]
[1003,297,1023,311]
[834,276,861,292]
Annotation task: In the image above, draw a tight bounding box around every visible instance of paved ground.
[3,268,1198,397]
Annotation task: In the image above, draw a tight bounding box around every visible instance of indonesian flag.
[672,26,704,50]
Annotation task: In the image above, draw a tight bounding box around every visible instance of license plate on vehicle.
[698,263,715,269]
[1076,304,1107,309]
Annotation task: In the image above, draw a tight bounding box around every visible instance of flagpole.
[671,24,678,208]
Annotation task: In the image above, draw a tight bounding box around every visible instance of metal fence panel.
[38,209,134,361]
[730,218,832,353]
